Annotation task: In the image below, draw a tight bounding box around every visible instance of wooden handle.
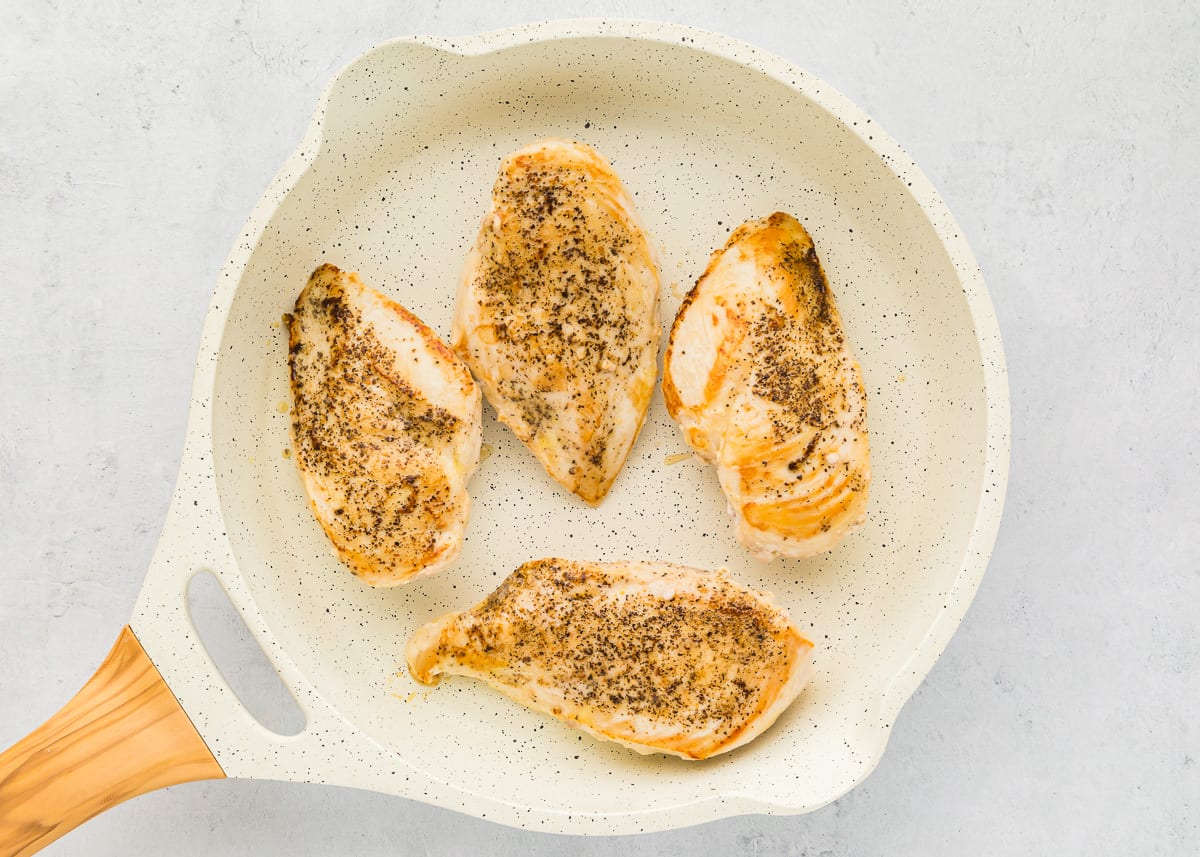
[0,626,225,856]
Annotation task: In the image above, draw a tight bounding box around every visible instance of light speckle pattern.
[115,21,1011,834]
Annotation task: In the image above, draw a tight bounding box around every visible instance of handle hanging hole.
[186,571,306,736]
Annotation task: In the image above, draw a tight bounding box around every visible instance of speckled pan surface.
[130,19,1009,834]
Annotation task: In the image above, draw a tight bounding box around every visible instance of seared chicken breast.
[453,139,661,504]
[287,264,482,586]
[663,213,869,560]
[407,558,814,760]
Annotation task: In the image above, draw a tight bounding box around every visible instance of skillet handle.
[0,626,225,856]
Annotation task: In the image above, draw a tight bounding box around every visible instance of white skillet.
[0,19,1009,853]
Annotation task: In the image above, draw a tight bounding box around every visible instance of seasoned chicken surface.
[663,213,870,560]
[287,264,482,586]
[453,139,661,504]
[407,558,814,760]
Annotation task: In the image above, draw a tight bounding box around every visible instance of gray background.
[2,1,1196,854]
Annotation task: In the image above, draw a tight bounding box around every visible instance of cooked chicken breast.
[287,264,482,586]
[407,558,814,760]
[663,213,869,560]
[452,138,661,505]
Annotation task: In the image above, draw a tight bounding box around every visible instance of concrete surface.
[1,1,1197,854]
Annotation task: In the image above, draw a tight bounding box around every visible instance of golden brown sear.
[453,139,660,504]
[407,558,814,759]
[287,264,481,586]
[663,213,870,559]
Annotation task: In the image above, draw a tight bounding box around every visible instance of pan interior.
[211,36,990,815]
